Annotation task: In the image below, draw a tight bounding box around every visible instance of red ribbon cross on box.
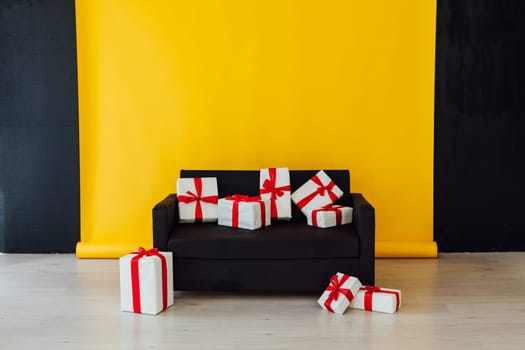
[311,205,345,226]
[178,178,218,222]
[296,175,338,209]
[130,247,168,314]
[360,285,400,312]
[324,274,355,312]
[225,194,267,228]
[260,168,291,218]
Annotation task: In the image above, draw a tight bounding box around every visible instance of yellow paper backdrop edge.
[75,0,437,259]
[76,241,438,259]
[376,241,438,258]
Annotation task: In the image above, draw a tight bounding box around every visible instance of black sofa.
[153,170,375,292]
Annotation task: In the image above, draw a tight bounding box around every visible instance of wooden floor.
[1,253,524,349]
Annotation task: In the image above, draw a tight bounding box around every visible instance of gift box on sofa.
[218,195,271,230]
[349,285,401,314]
[307,205,353,228]
[292,170,344,215]
[120,248,174,315]
[259,167,292,220]
[177,177,218,223]
[318,272,362,314]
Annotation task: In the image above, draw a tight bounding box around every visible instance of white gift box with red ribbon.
[120,248,174,315]
[177,177,218,223]
[307,205,353,228]
[349,286,402,314]
[259,167,292,220]
[317,272,362,315]
[291,170,344,215]
[218,195,271,230]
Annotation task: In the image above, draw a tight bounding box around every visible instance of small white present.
[307,205,353,228]
[177,177,218,223]
[218,195,271,230]
[120,248,174,315]
[291,170,344,215]
[318,272,362,314]
[349,286,401,314]
[259,167,292,220]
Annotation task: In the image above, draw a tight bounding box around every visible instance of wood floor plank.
[0,253,524,349]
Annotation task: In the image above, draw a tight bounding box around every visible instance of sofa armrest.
[152,194,178,251]
[351,193,375,285]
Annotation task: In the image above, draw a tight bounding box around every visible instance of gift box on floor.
[349,285,401,314]
[307,205,353,228]
[218,195,271,230]
[259,167,292,220]
[177,177,218,223]
[318,272,362,314]
[120,248,174,315]
[291,170,344,215]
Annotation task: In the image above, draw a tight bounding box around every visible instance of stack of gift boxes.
[176,168,352,230]
[119,167,401,315]
[318,272,401,314]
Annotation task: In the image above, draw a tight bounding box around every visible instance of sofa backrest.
[179,169,351,221]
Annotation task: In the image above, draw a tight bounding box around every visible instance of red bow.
[225,194,262,201]
[311,205,344,226]
[225,194,267,228]
[130,247,168,313]
[360,285,400,312]
[132,247,159,257]
[178,178,218,222]
[296,175,338,209]
[260,168,291,218]
[361,285,382,293]
[324,274,355,312]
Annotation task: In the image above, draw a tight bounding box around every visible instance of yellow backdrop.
[75,0,437,258]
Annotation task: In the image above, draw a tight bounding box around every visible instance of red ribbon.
[311,205,344,227]
[323,274,355,312]
[130,247,168,313]
[225,194,267,228]
[259,168,291,218]
[178,178,218,222]
[361,285,400,312]
[296,175,338,209]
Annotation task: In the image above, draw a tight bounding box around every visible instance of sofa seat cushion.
[167,221,359,259]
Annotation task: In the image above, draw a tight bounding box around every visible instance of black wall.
[435,1,525,251]
[0,0,79,252]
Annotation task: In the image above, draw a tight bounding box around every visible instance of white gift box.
[259,167,292,220]
[307,205,353,228]
[120,248,174,315]
[177,177,218,223]
[218,195,271,230]
[318,272,362,315]
[349,286,402,314]
[291,170,344,215]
